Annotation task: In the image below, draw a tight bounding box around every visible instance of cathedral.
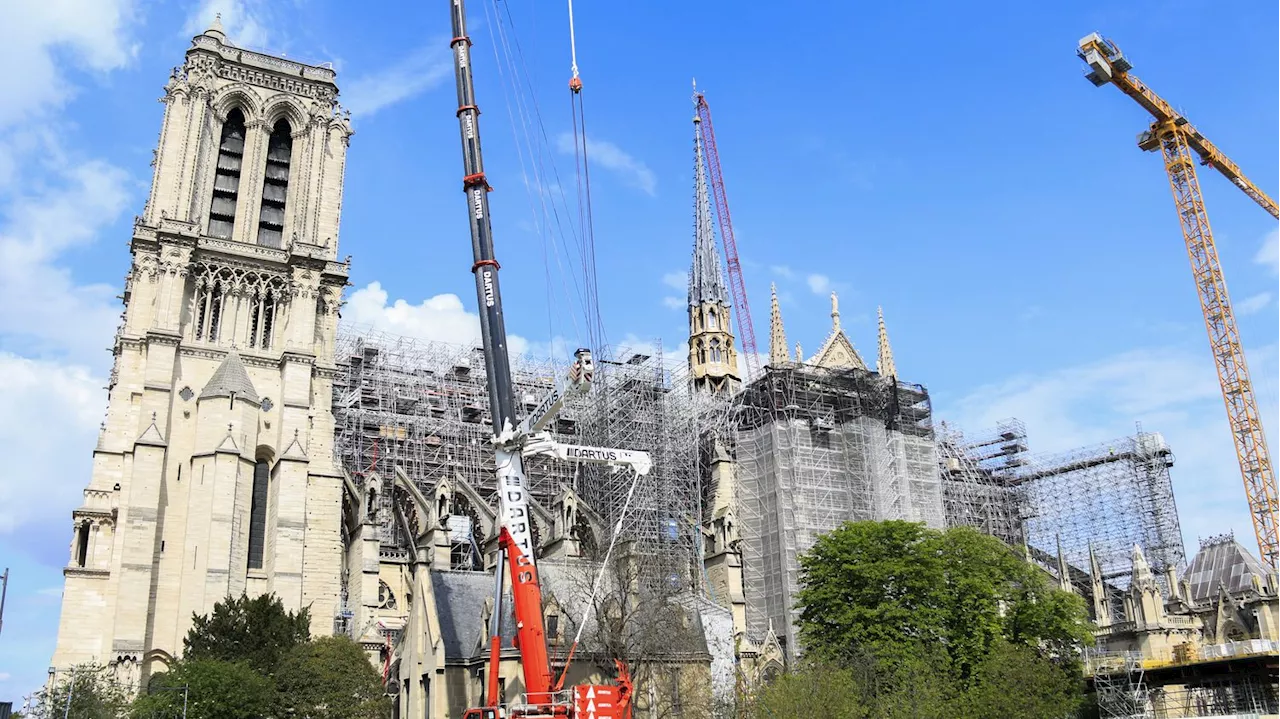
[52,13,931,711]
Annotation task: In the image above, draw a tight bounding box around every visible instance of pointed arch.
[210,87,262,124]
[256,118,293,248]
[207,108,246,240]
[261,95,309,132]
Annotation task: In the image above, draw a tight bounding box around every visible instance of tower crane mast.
[1079,33,1279,566]
[695,92,761,381]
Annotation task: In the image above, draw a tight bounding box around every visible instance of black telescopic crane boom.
[450,0,516,428]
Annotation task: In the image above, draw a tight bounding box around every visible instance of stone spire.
[795,342,803,364]
[1089,544,1112,626]
[768,283,789,367]
[686,110,738,395]
[688,115,728,308]
[877,306,897,379]
[1131,544,1156,589]
[204,12,227,42]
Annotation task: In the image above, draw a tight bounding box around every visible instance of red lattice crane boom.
[695,92,760,381]
[1079,33,1279,566]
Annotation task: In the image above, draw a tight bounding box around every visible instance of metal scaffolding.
[936,419,1028,547]
[1012,431,1186,599]
[332,325,710,577]
[718,363,943,656]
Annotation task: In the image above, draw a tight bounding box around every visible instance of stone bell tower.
[48,16,353,689]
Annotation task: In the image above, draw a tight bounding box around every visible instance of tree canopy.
[795,521,1092,675]
[131,660,273,719]
[273,636,390,719]
[183,593,311,677]
[20,666,130,719]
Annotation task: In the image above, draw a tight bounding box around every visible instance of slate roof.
[430,563,712,663]
[1183,535,1272,602]
[432,570,516,660]
[200,350,260,403]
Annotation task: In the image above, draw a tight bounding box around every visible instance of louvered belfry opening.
[257,119,292,248]
[208,108,246,239]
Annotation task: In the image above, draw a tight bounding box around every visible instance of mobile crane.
[1078,33,1279,566]
[446,1,646,717]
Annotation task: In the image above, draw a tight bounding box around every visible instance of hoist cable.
[491,0,605,359]
[486,0,593,355]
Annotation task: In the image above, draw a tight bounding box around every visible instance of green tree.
[23,666,130,719]
[130,660,273,719]
[795,521,1091,677]
[746,662,870,719]
[274,636,390,719]
[184,594,311,676]
[955,641,1084,718]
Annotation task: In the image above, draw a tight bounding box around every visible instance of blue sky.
[0,0,1276,703]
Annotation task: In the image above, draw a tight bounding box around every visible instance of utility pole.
[0,567,8,636]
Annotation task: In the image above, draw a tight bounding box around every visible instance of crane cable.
[484,0,607,361]
[564,0,607,354]
[482,0,582,350]
[484,0,596,356]
[553,464,647,691]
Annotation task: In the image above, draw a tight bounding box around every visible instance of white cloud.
[342,42,453,117]
[1236,292,1272,316]
[1256,227,1278,276]
[940,344,1280,554]
[0,161,133,363]
[0,0,138,128]
[770,265,795,279]
[555,133,656,196]
[0,353,103,540]
[182,0,270,50]
[806,273,831,295]
[662,271,687,291]
[662,296,684,310]
[344,281,532,356]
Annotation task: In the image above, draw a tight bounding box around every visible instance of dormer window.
[257,119,292,248]
[208,109,245,239]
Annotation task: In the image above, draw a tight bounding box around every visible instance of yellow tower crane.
[1078,33,1279,566]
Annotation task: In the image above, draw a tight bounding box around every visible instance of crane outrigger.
[445,1,647,717]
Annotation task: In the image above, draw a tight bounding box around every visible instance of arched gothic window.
[710,338,722,363]
[247,460,269,570]
[696,341,706,364]
[257,119,292,248]
[248,286,278,350]
[75,520,91,567]
[194,276,226,342]
[208,109,246,239]
[707,308,719,331]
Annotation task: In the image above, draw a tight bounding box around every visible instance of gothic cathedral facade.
[49,19,353,688]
